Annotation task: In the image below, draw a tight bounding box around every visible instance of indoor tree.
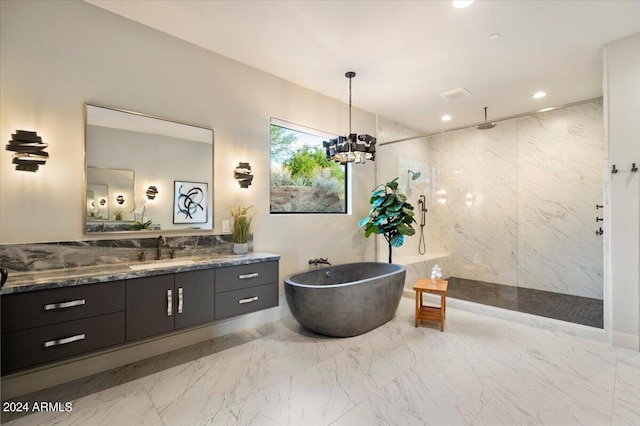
[359,177,416,263]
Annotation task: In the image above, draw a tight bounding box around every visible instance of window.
[270,119,348,214]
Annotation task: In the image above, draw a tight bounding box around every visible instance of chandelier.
[323,72,376,164]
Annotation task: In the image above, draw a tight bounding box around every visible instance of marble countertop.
[0,252,280,295]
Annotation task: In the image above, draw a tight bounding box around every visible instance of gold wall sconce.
[6,130,49,172]
[234,162,253,188]
[146,185,158,200]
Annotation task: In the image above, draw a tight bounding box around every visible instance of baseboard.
[611,331,640,350]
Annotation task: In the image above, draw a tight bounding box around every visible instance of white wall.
[605,33,640,350]
[0,1,376,280]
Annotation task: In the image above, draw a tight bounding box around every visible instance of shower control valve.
[596,217,604,222]
[595,228,604,236]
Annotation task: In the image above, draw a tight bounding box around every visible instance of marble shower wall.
[377,136,434,261]
[516,102,604,298]
[428,121,519,287]
[378,101,604,299]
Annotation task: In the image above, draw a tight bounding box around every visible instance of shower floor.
[446,277,603,329]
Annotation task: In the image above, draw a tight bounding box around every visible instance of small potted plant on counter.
[230,204,258,254]
[359,177,416,263]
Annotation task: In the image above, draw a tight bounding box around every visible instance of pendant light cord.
[348,74,352,135]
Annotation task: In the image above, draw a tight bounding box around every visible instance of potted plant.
[359,177,416,263]
[230,204,258,254]
[130,199,152,230]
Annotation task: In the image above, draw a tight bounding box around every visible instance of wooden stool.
[413,279,448,331]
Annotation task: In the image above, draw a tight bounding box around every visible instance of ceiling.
[85,0,640,136]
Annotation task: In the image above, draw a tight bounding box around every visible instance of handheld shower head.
[476,107,496,130]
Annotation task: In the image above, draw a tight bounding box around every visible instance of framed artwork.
[173,181,208,224]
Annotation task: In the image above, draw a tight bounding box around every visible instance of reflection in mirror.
[85,104,214,233]
[86,167,134,221]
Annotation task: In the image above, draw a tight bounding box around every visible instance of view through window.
[270,119,348,214]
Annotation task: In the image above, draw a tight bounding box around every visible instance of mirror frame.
[83,103,215,235]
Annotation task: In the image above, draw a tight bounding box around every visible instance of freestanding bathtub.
[284,262,406,337]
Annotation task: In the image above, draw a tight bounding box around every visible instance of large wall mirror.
[85,104,214,233]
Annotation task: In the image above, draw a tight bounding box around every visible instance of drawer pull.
[238,273,259,280]
[43,333,85,348]
[178,287,183,314]
[167,289,173,316]
[44,299,86,311]
[238,296,259,304]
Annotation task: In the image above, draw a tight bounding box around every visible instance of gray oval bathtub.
[284,262,406,337]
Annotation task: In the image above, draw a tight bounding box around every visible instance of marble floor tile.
[613,349,640,426]
[472,336,618,426]
[220,356,373,426]
[147,335,322,425]
[331,394,424,426]
[3,386,162,426]
[3,297,639,426]
[378,331,517,425]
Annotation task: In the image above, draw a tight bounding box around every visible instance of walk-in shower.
[378,100,605,328]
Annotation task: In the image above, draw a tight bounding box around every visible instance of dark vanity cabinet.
[126,269,215,341]
[1,258,279,375]
[1,282,126,374]
[214,261,279,320]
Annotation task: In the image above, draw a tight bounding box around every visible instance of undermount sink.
[128,259,195,271]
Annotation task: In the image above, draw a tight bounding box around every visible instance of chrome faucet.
[309,258,331,266]
[156,235,166,260]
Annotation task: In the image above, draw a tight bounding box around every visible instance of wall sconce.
[234,162,254,188]
[146,185,158,200]
[6,130,49,172]
[99,198,106,206]
[116,195,125,205]
[146,185,160,200]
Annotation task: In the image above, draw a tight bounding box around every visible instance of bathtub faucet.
[309,258,331,266]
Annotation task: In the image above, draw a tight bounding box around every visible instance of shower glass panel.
[378,100,604,328]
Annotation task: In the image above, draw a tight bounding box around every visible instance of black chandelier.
[323,72,376,164]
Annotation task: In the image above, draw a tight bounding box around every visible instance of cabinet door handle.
[44,299,86,311]
[178,287,183,314]
[238,273,258,280]
[43,333,85,348]
[167,289,173,316]
[238,296,258,304]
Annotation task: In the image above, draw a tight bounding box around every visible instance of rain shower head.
[476,107,496,130]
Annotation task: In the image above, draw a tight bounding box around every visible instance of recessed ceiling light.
[452,1,475,9]
[533,91,547,99]
[441,115,452,122]
[488,33,500,41]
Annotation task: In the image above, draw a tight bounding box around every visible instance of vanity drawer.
[214,282,278,320]
[1,311,125,374]
[215,261,278,293]
[1,281,125,333]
